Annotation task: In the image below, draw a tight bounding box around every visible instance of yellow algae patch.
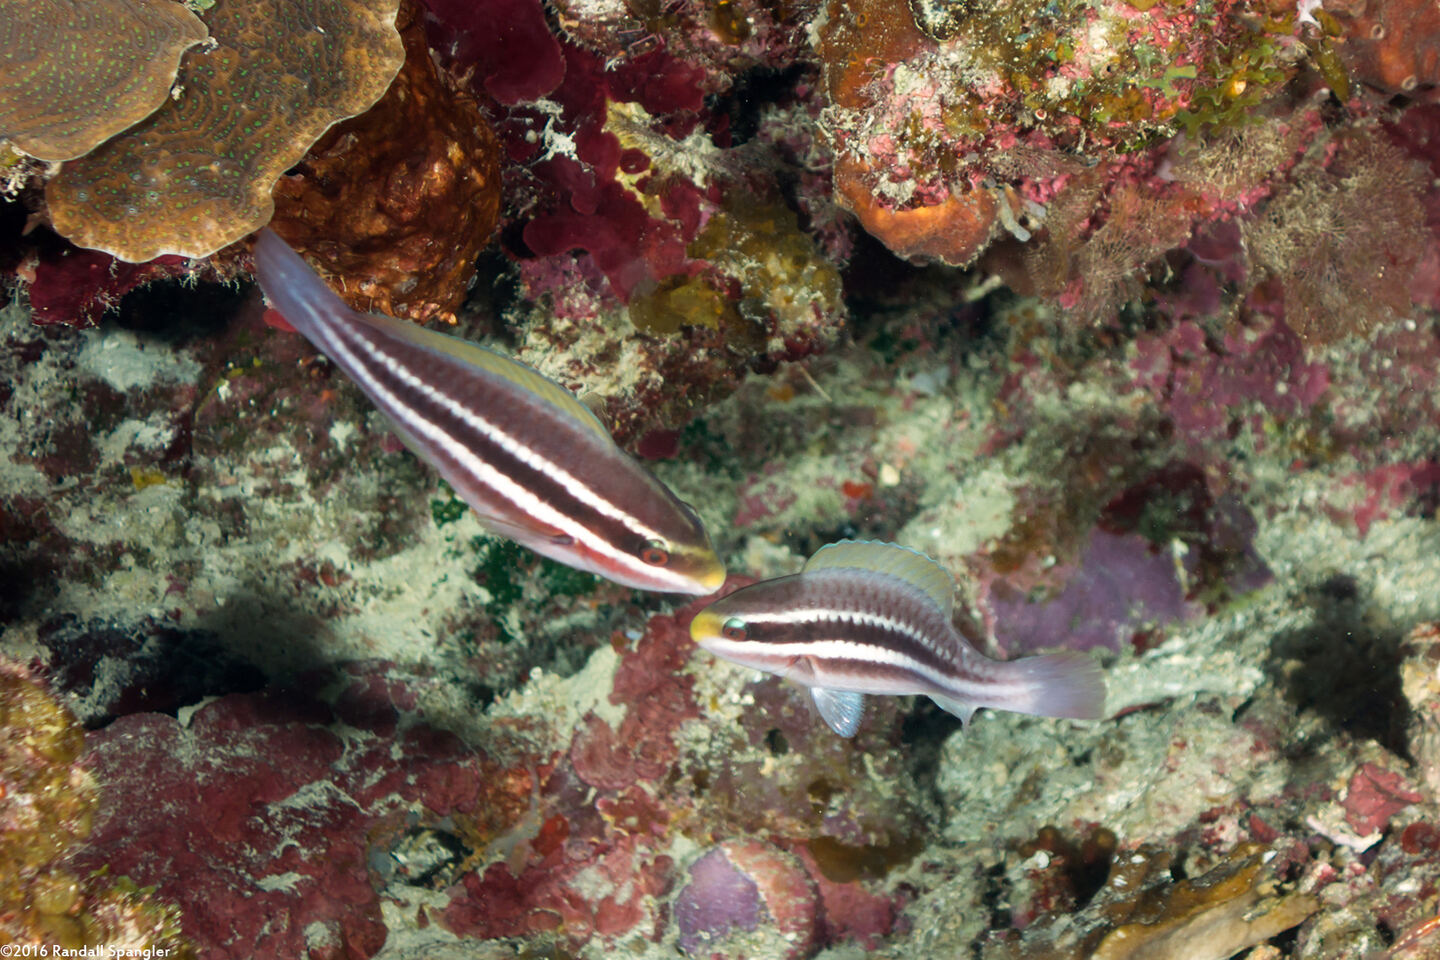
[0,0,208,162]
[129,465,168,489]
[0,660,193,954]
[47,0,403,261]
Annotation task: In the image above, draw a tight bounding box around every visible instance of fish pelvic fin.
[475,512,574,547]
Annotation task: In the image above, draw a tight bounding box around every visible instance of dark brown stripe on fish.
[730,570,975,682]
[328,315,657,552]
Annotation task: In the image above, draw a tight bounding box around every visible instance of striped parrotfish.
[251,228,726,595]
[690,540,1106,736]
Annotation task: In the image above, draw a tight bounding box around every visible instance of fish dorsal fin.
[812,687,865,738]
[579,392,613,430]
[803,540,956,614]
[358,311,613,444]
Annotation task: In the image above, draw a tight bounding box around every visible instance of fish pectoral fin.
[812,688,865,738]
[929,693,978,728]
[476,511,573,546]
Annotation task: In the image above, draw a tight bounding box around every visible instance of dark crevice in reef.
[978,857,1013,944]
[901,698,965,818]
[706,62,814,146]
[114,278,247,343]
[840,230,935,317]
[459,244,524,346]
[1265,573,1410,761]
[38,614,268,729]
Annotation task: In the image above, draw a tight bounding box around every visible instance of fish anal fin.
[804,540,956,614]
[929,693,978,728]
[812,687,865,738]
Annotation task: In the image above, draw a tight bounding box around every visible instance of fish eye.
[640,540,669,566]
[721,617,747,641]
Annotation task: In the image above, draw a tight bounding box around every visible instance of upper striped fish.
[690,540,1105,736]
[251,228,726,595]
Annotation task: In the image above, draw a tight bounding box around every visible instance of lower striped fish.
[690,540,1105,736]
[251,228,726,595]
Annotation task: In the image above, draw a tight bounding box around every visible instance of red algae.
[70,665,536,959]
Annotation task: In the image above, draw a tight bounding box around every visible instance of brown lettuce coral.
[0,0,208,162]
[45,0,404,262]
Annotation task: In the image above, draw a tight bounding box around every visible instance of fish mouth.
[689,607,724,644]
[696,561,727,594]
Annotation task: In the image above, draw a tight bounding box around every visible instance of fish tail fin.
[999,650,1107,720]
[251,228,348,345]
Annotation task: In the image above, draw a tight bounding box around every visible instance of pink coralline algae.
[1129,318,1330,452]
[1341,763,1423,837]
[674,841,820,958]
[73,663,537,960]
[989,529,1202,656]
[442,820,677,943]
[439,595,916,954]
[83,708,385,959]
[442,775,678,937]
[439,603,718,946]
[567,617,700,792]
[788,841,899,947]
[18,243,214,328]
[1328,461,1440,538]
